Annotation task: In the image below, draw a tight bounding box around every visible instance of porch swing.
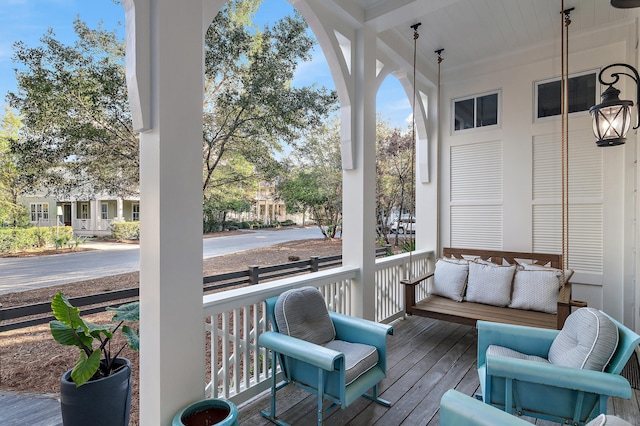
[402,8,585,331]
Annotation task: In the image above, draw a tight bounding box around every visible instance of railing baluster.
[201,250,434,404]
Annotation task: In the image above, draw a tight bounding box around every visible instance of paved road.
[0,227,324,295]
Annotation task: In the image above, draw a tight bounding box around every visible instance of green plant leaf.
[85,320,114,340]
[49,320,93,349]
[50,291,88,333]
[71,349,101,387]
[107,301,139,322]
[121,325,139,351]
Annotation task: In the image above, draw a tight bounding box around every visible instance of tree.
[8,20,138,198]
[202,1,337,203]
[0,108,29,226]
[376,121,414,246]
[8,2,336,228]
[278,118,342,239]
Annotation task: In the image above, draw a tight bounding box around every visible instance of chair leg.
[363,384,391,407]
[260,351,290,426]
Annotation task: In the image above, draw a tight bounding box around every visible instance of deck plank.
[238,316,640,425]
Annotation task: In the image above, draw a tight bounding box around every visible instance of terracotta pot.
[60,358,132,426]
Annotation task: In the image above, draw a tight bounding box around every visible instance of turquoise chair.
[258,287,393,426]
[477,309,640,425]
[440,389,632,426]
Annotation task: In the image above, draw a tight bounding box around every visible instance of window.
[132,203,140,221]
[535,71,596,119]
[80,203,89,219]
[101,203,108,220]
[453,91,500,132]
[30,203,49,222]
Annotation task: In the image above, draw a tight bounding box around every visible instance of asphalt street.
[0,227,324,295]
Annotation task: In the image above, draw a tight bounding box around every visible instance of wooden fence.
[0,247,389,332]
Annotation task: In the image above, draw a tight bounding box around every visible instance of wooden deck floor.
[1,316,638,425]
[239,316,640,425]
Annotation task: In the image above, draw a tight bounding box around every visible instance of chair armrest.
[486,354,632,399]
[440,389,530,426]
[401,271,434,287]
[330,312,393,373]
[258,331,342,371]
[330,312,393,345]
[477,321,558,366]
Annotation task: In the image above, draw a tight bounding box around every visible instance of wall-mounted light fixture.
[589,63,640,146]
[611,0,640,8]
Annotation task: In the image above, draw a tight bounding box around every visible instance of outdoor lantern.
[611,0,640,8]
[589,63,640,147]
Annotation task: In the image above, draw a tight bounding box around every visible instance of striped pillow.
[548,308,618,371]
[274,286,336,345]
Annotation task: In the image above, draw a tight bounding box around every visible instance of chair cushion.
[430,258,469,302]
[324,340,379,385]
[465,261,516,307]
[585,414,632,426]
[548,307,619,371]
[508,269,561,314]
[274,286,336,345]
[486,344,550,363]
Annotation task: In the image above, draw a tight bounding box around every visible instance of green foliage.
[110,222,139,240]
[202,3,337,207]
[376,118,415,246]
[0,108,30,226]
[50,292,139,387]
[278,118,342,239]
[0,226,73,253]
[8,20,139,198]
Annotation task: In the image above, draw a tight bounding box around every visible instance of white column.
[90,200,98,231]
[70,202,77,230]
[117,198,124,221]
[125,0,205,424]
[342,27,377,320]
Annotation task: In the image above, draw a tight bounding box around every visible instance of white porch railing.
[35,218,62,227]
[201,249,435,406]
[72,218,113,231]
[374,249,434,323]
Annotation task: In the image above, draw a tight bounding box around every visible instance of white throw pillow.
[430,258,469,302]
[465,261,516,307]
[509,269,560,313]
[518,261,574,284]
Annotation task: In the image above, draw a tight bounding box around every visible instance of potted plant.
[50,291,139,426]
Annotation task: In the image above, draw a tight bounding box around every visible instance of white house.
[20,194,140,236]
[120,0,640,423]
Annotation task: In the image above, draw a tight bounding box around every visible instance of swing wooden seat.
[403,248,586,330]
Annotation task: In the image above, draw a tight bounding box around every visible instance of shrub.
[0,225,73,253]
[111,222,140,240]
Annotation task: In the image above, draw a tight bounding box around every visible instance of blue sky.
[0,0,411,128]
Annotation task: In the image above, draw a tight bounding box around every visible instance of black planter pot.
[60,358,132,426]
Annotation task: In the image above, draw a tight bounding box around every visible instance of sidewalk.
[0,390,61,426]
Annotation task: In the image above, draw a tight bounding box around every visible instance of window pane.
[477,93,498,127]
[538,80,561,118]
[568,73,596,113]
[454,99,474,130]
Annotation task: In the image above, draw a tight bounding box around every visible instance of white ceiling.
[345,0,638,83]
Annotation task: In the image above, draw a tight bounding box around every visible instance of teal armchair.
[477,309,640,425]
[440,389,632,426]
[258,287,393,426]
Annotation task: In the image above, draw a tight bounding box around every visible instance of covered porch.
[123,0,640,423]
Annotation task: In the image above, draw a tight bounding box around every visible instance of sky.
[0,0,412,128]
